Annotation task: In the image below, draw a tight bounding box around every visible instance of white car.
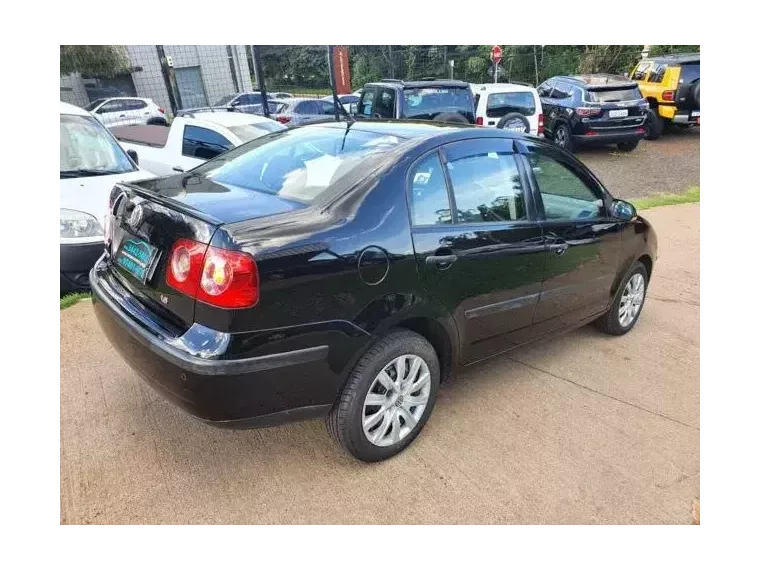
[470,83,544,136]
[84,97,168,128]
[111,110,286,177]
[60,102,155,292]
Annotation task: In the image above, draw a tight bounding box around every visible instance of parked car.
[357,80,476,124]
[84,97,168,128]
[90,120,657,462]
[111,110,285,176]
[60,102,154,293]
[629,53,700,140]
[269,97,338,125]
[538,74,649,153]
[212,91,293,113]
[470,82,543,135]
[322,93,361,114]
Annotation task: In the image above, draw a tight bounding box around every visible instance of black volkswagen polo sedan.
[91,120,657,462]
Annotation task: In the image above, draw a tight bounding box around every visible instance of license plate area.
[692,111,700,117]
[115,235,160,284]
[608,109,628,118]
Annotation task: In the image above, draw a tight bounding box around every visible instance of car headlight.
[60,208,103,242]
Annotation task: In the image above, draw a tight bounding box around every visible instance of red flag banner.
[332,46,352,95]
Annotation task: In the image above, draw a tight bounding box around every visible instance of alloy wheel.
[618,273,645,327]
[555,126,568,148]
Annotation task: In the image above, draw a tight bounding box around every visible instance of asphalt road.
[60,203,700,524]
[578,128,700,200]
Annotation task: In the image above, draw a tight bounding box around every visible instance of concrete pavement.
[60,203,699,524]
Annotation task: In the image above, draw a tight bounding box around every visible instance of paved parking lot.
[60,201,700,524]
[579,128,699,200]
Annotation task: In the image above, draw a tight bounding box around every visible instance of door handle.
[425,254,458,268]
[119,114,126,118]
[172,166,185,172]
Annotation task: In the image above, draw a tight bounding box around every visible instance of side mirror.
[126,149,139,165]
[612,199,636,221]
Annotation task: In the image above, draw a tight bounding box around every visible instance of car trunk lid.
[584,84,647,129]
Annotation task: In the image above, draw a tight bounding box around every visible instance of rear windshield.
[228,122,286,142]
[486,91,536,117]
[403,87,474,119]
[192,126,404,204]
[585,86,642,103]
[679,63,700,84]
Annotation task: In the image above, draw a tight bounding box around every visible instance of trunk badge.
[160,294,169,305]
[129,204,144,228]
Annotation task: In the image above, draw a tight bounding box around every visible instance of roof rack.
[175,106,241,118]
[509,80,534,87]
[379,78,403,83]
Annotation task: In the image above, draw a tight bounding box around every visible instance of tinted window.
[486,91,536,117]
[125,99,147,111]
[84,98,106,111]
[528,153,604,219]
[446,152,526,223]
[537,82,552,97]
[585,86,643,102]
[320,100,336,115]
[552,83,572,99]
[409,153,452,226]
[295,101,320,115]
[373,88,396,118]
[631,62,651,81]
[214,94,237,106]
[194,126,402,204]
[679,63,700,84]
[182,126,233,159]
[648,64,666,83]
[96,100,122,113]
[403,87,473,119]
[237,93,263,106]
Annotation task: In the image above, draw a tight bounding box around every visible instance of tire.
[553,122,574,152]
[432,112,470,125]
[617,140,639,152]
[496,112,530,134]
[644,108,663,140]
[327,330,440,462]
[693,81,700,107]
[595,261,648,335]
[147,117,168,126]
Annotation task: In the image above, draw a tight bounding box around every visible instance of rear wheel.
[553,123,574,152]
[644,108,663,140]
[327,330,440,462]
[595,261,648,335]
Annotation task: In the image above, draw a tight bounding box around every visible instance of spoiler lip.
[113,181,225,227]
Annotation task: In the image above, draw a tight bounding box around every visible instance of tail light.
[538,113,544,135]
[475,116,483,126]
[635,127,646,134]
[575,107,603,117]
[275,116,291,124]
[167,238,259,309]
[662,91,675,102]
[158,107,165,114]
[586,130,599,136]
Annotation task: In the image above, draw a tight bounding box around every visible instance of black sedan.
[91,121,657,462]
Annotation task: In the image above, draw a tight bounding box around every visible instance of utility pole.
[251,46,269,118]
[156,45,180,114]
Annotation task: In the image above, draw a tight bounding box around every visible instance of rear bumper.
[90,261,358,427]
[673,111,699,125]
[572,129,645,146]
[61,241,104,293]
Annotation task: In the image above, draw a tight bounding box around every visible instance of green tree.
[60,45,131,78]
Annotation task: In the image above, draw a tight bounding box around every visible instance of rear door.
[409,138,546,363]
[537,80,559,137]
[518,141,623,337]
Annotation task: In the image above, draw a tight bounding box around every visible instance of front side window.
[358,89,376,117]
[182,126,233,159]
[409,153,452,226]
[373,88,396,118]
[528,153,604,220]
[60,114,136,176]
[446,152,526,223]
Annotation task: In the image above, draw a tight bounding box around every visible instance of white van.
[470,83,543,136]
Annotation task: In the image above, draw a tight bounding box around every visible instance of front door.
[409,138,546,364]
[519,141,622,337]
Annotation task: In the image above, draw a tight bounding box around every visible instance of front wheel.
[327,330,440,462]
[595,261,648,335]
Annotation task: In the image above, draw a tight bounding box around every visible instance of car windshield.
[213,94,237,106]
[486,91,536,117]
[84,99,106,111]
[60,114,136,177]
[228,122,287,142]
[585,86,642,102]
[193,126,404,204]
[403,87,473,118]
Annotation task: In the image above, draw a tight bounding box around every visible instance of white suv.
[471,83,543,136]
[84,97,168,128]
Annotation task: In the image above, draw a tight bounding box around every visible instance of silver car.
[269,97,338,126]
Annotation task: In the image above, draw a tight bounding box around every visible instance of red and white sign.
[490,45,503,65]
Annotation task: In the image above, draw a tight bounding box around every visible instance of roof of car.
[556,74,637,88]
[470,82,537,93]
[314,119,481,140]
[60,101,91,116]
[644,53,700,65]
[364,79,471,89]
[190,112,280,127]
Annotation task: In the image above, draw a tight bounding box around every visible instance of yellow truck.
[629,53,700,140]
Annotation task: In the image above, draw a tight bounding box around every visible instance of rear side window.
[631,62,651,81]
[409,153,452,226]
[182,126,233,159]
[648,64,667,83]
[125,99,147,111]
[446,152,526,223]
[486,91,536,117]
[552,83,572,99]
[528,153,604,220]
[585,86,643,102]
